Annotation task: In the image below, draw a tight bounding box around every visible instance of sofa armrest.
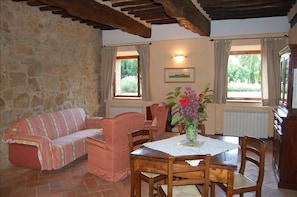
[144,120,153,126]
[86,136,106,149]
[144,124,158,131]
[3,130,53,170]
[3,129,51,144]
[86,116,103,129]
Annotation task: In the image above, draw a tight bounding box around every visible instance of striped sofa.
[2,108,102,170]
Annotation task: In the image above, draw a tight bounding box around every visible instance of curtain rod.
[209,34,288,42]
[103,42,152,48]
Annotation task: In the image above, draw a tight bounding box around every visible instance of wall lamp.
[173,54,186,63]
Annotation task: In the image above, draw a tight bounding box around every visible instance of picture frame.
[164,67,195,83]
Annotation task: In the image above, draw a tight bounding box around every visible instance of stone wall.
[0,0,103,170]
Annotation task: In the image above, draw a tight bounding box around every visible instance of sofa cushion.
[48,108,87,137]
[51,128,102,169]
[10,108,86,140]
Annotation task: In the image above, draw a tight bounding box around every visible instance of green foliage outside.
[228,82,261,92]
[228,54,261,92]
[121,76,137,93]
[120,59,138,93]
[120,59,137,79]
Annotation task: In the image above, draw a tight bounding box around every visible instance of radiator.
[109,105,143,117]
[223,109,269,138]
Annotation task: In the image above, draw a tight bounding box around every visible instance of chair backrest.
[165,154,211,197]
[128,129,154,186]
[101,112,145,175]
[198,123,205,135]
[128,129,153,153]
[102,112,145,146]
[239,136,267,189]
[147,102,169,136]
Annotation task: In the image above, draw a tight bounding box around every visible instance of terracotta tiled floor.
[1,139,297,197]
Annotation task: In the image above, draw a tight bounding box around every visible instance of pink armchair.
[144,102,169,138]
[86,112,145,182]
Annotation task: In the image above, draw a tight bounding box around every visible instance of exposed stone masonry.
[0,0,103,169]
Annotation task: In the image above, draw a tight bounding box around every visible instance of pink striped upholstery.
[51,129,101,169]
[3,108,102,170]
[86,116,103,128]
[15,108,86,139]
[87,112,145,182]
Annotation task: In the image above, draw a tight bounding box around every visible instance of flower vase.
[184,121,198,146]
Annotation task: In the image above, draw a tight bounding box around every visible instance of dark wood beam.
[39,6,61,11]
[121,4,159,12]
[26,0,44,6]
[37,0,151,38]
[153,0,210,36]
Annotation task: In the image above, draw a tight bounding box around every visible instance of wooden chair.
[211,136,267,197]
[128,129,167,197]
[158,154,211,197]
[198,123,205,135]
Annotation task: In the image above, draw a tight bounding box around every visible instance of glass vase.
[185,120,198,146]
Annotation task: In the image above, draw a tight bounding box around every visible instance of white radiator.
[109,105,143,117]
[223,109,269,138]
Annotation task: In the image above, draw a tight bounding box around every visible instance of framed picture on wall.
[164,67,195,83]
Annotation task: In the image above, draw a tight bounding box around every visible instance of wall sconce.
[173,54,186,63]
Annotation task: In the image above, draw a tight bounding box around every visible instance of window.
[114,55,141,97]
[227,48,261,102]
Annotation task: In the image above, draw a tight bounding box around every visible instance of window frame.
[227,50,262,102]
[113,55,141,98]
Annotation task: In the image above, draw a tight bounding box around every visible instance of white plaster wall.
[102,16,290,45]
[102,16,292,136]
[210,17,290,37]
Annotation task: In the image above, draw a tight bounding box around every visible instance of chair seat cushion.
[160,184,202,197]
[223,173,256,189]
[141,172,161,178]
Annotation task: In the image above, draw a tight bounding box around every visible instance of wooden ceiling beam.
[26,0,44,6]
[198,0,293,8]
[153,0,210,36]
[147,18,176,24]
[38,0,151,38]
[123,5,160,12]
[39,6,61,11]
[111,0,153,7]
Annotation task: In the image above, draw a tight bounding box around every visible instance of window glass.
[227,50,261,101]
[114,55,141,97]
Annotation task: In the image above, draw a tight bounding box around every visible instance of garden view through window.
[227,52,261,101]
[114,55,141,97]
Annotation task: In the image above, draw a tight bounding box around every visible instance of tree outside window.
[114,56,141,97]
[227,52,261,101]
